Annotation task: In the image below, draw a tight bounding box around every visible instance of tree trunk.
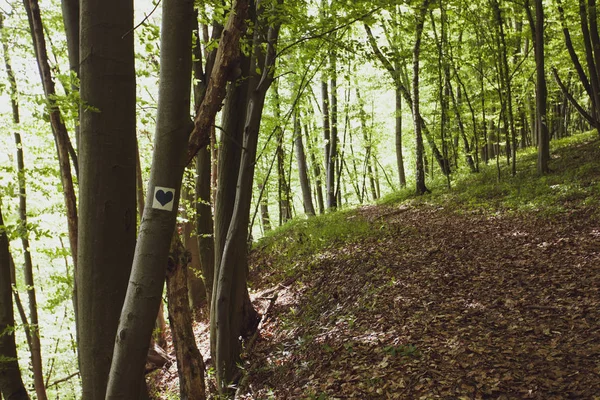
[23,0,78,275]
[413,0,430,195]
[195,147,214,313]
[0,204,30,400]
[165,236,206,399]
[274,81,292,223]
[0,16,45,399]
[305,122,325,214]
[395,84,406,187]
[534,0,550,173]
[77,0,137,398]
[212,2,281,391]
[107,0,248,396]
[327,54,339,209]
[294,112,316,216]
[183,186,207,316]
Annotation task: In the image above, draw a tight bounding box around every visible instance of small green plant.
[384,343,420,358]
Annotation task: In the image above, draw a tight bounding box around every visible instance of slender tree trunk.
[257,182,272,232]
[534,0,550,173]
[327,54,339,209]
[195,147,214,313]
[305,122,325,214]
[0,17,44,399]
[183,186,207,315]
[413,0,431,195]
[394,83,406,187]
[23,0,78,272]
[165,236,206,399]
[212,3,281,391]
[0,204,30,400]
[294,112,316,216]
[579,0,600,121]
[274,81,292,223]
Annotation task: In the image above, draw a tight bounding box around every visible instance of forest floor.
[150,133,600,399]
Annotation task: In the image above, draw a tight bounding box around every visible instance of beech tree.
[77,0,137,398]
[107,0,250,396]
[0,204,29,400]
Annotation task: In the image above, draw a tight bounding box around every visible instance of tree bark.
[534,0,550,173]
[294,111,316,216]
[0,204,30,400]
[107,1,248,396]
[413,0,431,195]
[212,2,281,391]
[23,0,78,274]
[0,15,44,399]
[165,236,206,399]
[182,186,207,316]
[77,0,137,398]
[327,53,339,209]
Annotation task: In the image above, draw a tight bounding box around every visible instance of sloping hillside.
[236,133,600,399]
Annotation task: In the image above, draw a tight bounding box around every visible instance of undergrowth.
[251,130,600,280]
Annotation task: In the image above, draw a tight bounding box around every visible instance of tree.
[294,110,316,216]
[212,0,282,391]
[76,0,137,398]
[107,0,250,396]
[413,0,431,195]
[0,204,30,400]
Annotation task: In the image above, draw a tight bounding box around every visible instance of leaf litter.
[240,204,600,399]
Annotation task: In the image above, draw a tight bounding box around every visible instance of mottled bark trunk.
[294,112,316,216]
[327,54,338,209]
[413,0,430,195]
[534,0,550,173]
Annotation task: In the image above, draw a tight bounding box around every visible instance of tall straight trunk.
[579,0,600,120]
[0,205,30,400]
[305,122,325,214]
[212,2,281,391]
[0,16,44,399]
[321,78,333,209]
[413,0,430,195]
[193,18,220,314]
[534,0,550,173]
[274,81,292,223]
[77,0,137,398]
[213,52,251,300]
[211,30,254,363]
[108,0,248,395]
[394,83,406,187]
[294,112,316,216]
[327,54,339,209]
[23,0,78,271]
[12,74,47,400]
[183,186,207,315]
[491,0,517,175]
[195,147,214,311]
[257,182,272,232]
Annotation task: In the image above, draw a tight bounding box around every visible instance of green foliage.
[378,131,600,216]
[254,208,373,275]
